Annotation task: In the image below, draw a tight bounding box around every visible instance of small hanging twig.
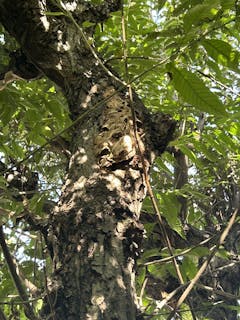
[0,226,39,320]
[167,208,239,320]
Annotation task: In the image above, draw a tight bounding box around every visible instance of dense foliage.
[0,0,239,319]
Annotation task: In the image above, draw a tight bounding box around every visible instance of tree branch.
[0,226,39,320]
[0,49,42,90]
[68,0,122,23]
[0,308,7,320]
[167,207,239,320]
[0,0,122,93]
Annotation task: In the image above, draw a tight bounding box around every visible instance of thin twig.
[0,308,7,320]
[105,55,168,63]
[197,70,240,97]
[139,277,148,308]
[196,283,240,300]
[143,236,213,266]
[121,0,185,298]
[0,226,39,320]
[40,233,56,320]
[120,9,176,314]
[0,297,42,305]
[167,208,239,320]
[155,282,188,310]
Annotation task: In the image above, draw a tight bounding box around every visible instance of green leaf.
[137,266,146,287]
[192,140,218,162]
[44,11,65,16]
[172,142,203,168]
[191,247,210,257]
[141,248,162,260]
[202,39,239,71]
[82,21,95,28]
[91,0,104,4]
[156,0,167,10]
[216,247,229,259]
[220,0,235,10]
[147,263,163,277]
[0,176,7,190]
[155,157,173,175]
[203,39,232,60]
[204,134,227,155]
[206,59,228,82]
[167,65,227,116]
[172,0,202,16]
[11,141,25,159]
[159,192,183,236]
[180,303,194,320]
[183,3,219,32]
[181,256,198,280]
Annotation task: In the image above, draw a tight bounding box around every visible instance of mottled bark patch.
[94,86,144,167]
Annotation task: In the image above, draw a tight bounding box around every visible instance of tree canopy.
[0,0,239,319]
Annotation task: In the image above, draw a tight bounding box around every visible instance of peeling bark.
[44,80,174,319]
[0,1,175,319]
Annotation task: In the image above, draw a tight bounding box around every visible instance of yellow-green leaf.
[168,65,227,116]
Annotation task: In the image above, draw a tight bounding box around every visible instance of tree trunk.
[0,1,175,319]
[43,79,158,320]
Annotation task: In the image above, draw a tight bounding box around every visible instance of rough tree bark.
[0,1,176,319]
